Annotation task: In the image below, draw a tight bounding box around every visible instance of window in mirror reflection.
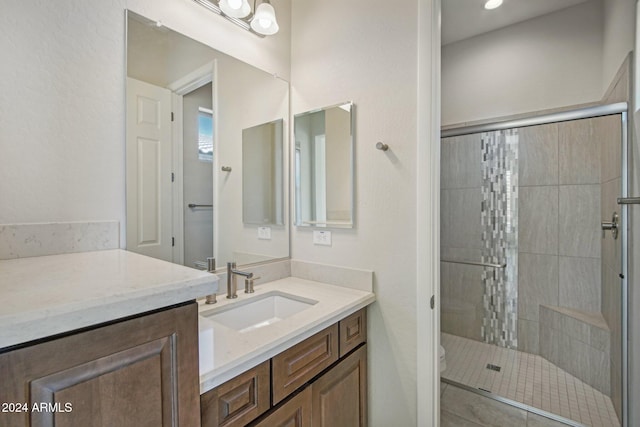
[198,108,213,163]
[294,102,354,228]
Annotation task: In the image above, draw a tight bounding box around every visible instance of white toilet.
[440,345,446,372]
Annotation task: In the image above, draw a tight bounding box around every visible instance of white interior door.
[126,77,172,261]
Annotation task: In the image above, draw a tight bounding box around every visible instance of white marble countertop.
[0,249,218,349]
[198,277,375,394]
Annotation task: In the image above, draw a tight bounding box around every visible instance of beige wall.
[442,0,604,126]
[0,0,127,229]
[291,0,430,424]
[603,0,636,92]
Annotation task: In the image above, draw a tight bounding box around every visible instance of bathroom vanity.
[0,249,217,427]
[197,277,374,427]
[0,248,375,427]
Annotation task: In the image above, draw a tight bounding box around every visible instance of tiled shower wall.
[517,119,604,354]
[441,133,485,341]
[442,118,613,350]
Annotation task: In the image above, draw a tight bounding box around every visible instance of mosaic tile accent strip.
[480,129,519,348]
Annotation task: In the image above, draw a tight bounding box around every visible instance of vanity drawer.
[272,324,339,404]
[339,308,367,357]
[250,387,312,427]
[200,360,270,427]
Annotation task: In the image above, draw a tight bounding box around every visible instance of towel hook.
[376,142,389,151]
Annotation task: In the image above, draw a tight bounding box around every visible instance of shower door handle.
[617,197,640,204]
[601,212,619,239]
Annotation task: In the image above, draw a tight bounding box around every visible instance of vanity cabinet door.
[339,308,367,358]
[200,360,270,427]
[250,387,311,427]
[311,344,367,427]
[272,324,339,404]
[0,302,200,427]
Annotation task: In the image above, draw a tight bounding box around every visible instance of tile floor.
[441,382,570,426]
[441,333,620,427]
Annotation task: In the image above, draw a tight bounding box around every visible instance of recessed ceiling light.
[484,0,503,10]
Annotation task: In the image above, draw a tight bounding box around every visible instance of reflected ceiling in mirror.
[294,102,354,229]
[125,11,289,271]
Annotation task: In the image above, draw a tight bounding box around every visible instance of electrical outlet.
[313,230,332,246]
[258,227,271,240]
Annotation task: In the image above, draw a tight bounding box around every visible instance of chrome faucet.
[226,262,253,299]
[205,257,217,304]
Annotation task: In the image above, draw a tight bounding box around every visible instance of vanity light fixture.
[192,0,279,37]
[484,0,503,10]
[250,0,279,36]
[219,0,251,18]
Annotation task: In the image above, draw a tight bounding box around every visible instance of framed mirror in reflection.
[243,119,284,226]
[125,11,289,271]
[294,102,354,228]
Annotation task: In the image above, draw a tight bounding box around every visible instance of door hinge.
[171,172,175,182]
[172,237,175,247]
[171,112,174,122]
[430,295,435,309]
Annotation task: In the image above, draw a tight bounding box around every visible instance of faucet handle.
[244,276,261,294]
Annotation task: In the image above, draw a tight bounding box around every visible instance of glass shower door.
[441,107,628,427]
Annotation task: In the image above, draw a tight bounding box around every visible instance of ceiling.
[442,0,592,45]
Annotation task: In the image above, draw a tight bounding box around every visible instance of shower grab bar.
[440,259,506,269]
[188,203,213,208]
[617,197,640,205]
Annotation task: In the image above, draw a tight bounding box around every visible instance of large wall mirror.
[125,11,289,271]
[294,102,354,228]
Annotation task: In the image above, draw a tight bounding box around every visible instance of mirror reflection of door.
[125,77,173,262]
[183,83,214,269]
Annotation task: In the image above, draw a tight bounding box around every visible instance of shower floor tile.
[441,333,620,427]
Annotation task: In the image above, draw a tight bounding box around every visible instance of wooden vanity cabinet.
[200,360,270,427]
[204,308,368,427]
[251,387,312,427]
[338,308,366,358]
[272,324,339,404]
[311,344,367,427]
[0,302,201,427]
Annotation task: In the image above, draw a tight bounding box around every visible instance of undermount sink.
[200,291,318,333]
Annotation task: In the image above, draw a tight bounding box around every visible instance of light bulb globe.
[220,0,251,18]
[250,1,279,35]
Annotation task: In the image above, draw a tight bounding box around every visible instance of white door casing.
[126,77,173,262]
